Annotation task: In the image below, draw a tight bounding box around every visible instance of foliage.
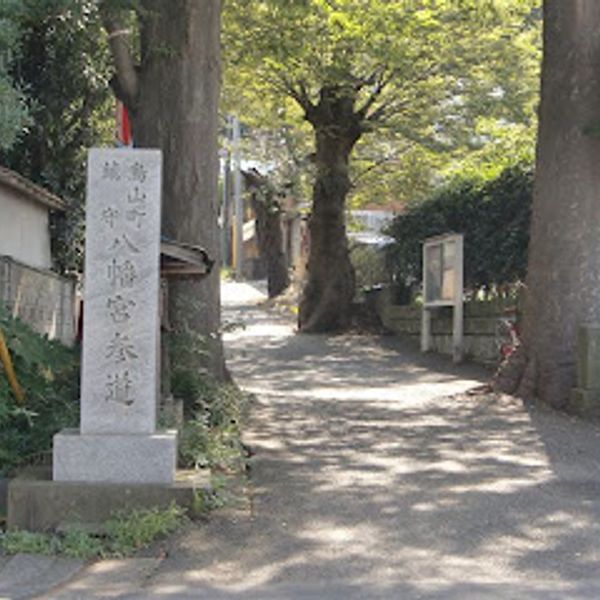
[192,474,239,514]
[0,0,114,273]
[58,527,106,559]
[103,503,185,556]
[0,308,79,476]
[349,243,389,292]
[385,164,533,297]
[167,317,211,416]
[168,319,249,473]
[223,0,542,206]
[178,381,249,474]
[1,529,58,555]
[0,1,30,151]
[1,503,186,560]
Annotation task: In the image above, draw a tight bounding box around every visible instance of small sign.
[423,235,461,306]
[421,233,464,362]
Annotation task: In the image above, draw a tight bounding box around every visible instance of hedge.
[385,164,532,298]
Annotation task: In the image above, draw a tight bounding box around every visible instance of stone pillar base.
[568,389,600,420]
[53,429,177,484]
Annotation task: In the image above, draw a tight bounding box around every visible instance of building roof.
[160,237,214,278]
[0,166,66,212]
[348,231,394,248]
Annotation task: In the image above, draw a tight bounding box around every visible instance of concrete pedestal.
[53,429,177,484]
[8,466,210,532]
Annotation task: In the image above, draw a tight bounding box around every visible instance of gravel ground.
[46,281,600,599]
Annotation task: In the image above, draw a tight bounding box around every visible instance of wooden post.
[452,235,464,363]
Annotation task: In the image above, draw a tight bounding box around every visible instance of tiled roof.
[0,166,66,211]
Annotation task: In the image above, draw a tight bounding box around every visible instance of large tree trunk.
[495,1,600,407]
[105,1,225,380]
[298,87,360,332]
[253,196,289,298]
[245,171,289,298]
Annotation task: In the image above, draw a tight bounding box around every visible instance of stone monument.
[53,148,176,484]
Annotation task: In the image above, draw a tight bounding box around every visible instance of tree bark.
[495,0,600,407]
[298,87,360,332]
[246,172,289,298]
[105,1,225,379]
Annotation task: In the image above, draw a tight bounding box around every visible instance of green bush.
[178,381,249,473]
[104,503,185,556]
[350,244,388,293]
[385,165,532,299]
[0,308,79,475]
[1,503,186,560]
[168,316,250,474]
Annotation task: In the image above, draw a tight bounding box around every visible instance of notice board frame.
[421,233,464,363]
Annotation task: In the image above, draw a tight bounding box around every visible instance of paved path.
[28,282,600,598]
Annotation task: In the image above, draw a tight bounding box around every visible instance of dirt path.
[48,282,600,599]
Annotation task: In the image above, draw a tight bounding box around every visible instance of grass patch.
[168,323,251,475]
[1,503,186,560]
[177,381,250,474]
[104,504,185,556]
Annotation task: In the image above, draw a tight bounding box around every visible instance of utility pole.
[219,148,231,267]
[232,116,244,279]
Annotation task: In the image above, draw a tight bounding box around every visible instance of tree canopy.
[0,0,114,272]
[0,2,30,151]
[223,0,541,331]
[223,0,542,206]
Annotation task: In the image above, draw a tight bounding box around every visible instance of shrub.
[0,308,79,475]
[168,319,250,474]
[178,381,249,473]
[104,503,185,556]
[350,243,389,293]
[1,503,186,560]
[385,164,533,300]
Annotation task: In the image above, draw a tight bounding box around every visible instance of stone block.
[568,388,600,419]
[464,317,498,336]
[7,465,210,532]
[81,149,162,436]
[576,324,600,390]
[53,428,177,484]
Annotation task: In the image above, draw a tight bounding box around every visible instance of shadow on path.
[62,282,600,599]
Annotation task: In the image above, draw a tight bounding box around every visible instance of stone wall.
[0,255,76,346]
[375,292,517,365]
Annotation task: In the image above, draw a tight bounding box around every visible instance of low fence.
[373,291,517,364]
[0,255,77,346]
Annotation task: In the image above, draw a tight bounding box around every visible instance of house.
[0,166,66,270]
[0,166,76,345]
[224,170,307,287]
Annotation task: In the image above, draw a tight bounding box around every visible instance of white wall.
[0,186,52,270]
[350,210,395,233]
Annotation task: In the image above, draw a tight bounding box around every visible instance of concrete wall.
[376,294,517,365]
[0,186,52,271]
[0,255,76,346]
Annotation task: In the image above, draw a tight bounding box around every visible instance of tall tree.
[244,169,290,298]
[496,0,600,408]
[0,2,30,152]
[224,0,540,332]
[1,0,113,273]
[101,1,225,379]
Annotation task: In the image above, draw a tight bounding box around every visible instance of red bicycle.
[496,307,520,361]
